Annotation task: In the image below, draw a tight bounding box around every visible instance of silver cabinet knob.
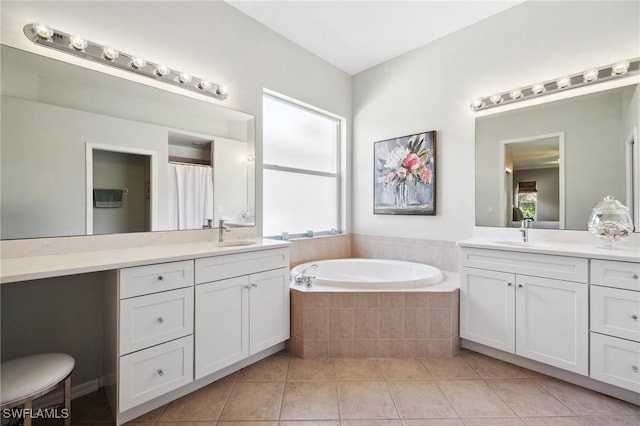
[157,317,165,324]
[251,283,258,288]
[157,275,165,281]
[518,284,524,288]
[243,285,250,289]
[633,274,639,280]
[632,314,639,321]
[632,366,639,373]
[507,283,513,287]
[156,369,164,376]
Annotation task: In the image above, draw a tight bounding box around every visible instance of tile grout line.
[377,358,404,422]
[277,354,291,422]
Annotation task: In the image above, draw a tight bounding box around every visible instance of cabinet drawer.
[195,248,288,284]
[590,333,640,393]
[120,260,194,299]
[120,287,194,355]
[591,260,640,291]
[591,285,640,342]
[119,335,193,411]
[460,248,588,283]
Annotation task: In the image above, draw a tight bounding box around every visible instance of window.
[262,94,341,237]
[517,181,537,220]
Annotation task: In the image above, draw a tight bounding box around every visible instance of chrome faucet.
[294,264,318,287]
[520,219,532,242]
[218,219,230,243]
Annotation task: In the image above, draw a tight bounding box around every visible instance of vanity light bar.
[24,23,228,100]
[470,58,640,112]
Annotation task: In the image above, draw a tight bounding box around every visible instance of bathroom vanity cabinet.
[460,248,589,374]
[589,259,640,393]
[105,246,290,422]
[194,250,289,379]
[458,240,640,403]
[0,239,290,426]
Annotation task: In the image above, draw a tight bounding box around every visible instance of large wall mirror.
[476,83,639,231]
[1,46,255,240]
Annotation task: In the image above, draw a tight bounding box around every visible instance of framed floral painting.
[374,131,436,215]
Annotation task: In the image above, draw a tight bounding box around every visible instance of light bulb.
[130,57,146,70]
[490,94,503,105]
[69,36,87,51]
[215,86,228,97]
[556,76,571,89]
[102,47,119,61]
[470,99,484,111]
[178,73,192,84]
[532,84,546,94]
[612,61,630,75]
[33,23,53,39]
[155,65,170,77]
[583,69,598,82]
[509,89,522,100]
[197,80,210,90]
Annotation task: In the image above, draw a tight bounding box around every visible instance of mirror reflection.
[476,83,639,231]
[0,46,255,240]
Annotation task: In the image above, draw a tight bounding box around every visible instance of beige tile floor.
[51,351,640,426]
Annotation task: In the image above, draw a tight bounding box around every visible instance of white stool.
[1,353,75,426]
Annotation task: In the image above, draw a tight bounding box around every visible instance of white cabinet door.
[460,267,515,353]
[515,275,588,375]
[249,268,290,354]
[195,276,249,380]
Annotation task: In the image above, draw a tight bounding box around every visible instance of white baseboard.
[33,377,102,409]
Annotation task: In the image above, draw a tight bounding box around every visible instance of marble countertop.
[0,239,289,284]
[458,237,640,263]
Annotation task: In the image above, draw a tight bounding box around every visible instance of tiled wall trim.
[352,234,460,272]
[287,233,459,272]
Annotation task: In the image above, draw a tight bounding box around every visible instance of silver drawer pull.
[507,283,513,287]
[243,285,250,289]
[251,283,258,288]
[633,274,639,280]
[156,368,164,376]
[157,275,165,281]
[632,314,639,321]
[518,284,523,288]
[157,317,165,324]
[632,366,639,373]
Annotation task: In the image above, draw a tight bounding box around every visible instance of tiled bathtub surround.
[289,290,460,358]
[352,234,460,272]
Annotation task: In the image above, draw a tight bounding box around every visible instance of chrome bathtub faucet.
[294,264,318,287]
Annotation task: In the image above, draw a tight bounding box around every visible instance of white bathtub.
[290,258,450,290]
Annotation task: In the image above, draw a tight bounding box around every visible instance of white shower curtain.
[168,163,214,230]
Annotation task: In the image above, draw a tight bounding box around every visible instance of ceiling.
[226,1,522,75]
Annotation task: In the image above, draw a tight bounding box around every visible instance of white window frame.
[262,92,342,238]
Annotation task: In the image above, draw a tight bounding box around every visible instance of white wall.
[352,0,640,241]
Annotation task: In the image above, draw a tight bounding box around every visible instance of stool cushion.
[1,353,75,405]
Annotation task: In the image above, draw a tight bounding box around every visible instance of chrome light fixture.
[24,23,229,101]
[470,57,639,112]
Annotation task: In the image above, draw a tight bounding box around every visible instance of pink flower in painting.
[421,169,432,184]
[397,168,407,179]
[402,153,421,171]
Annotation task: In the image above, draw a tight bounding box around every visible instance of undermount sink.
[492,240,551,248]
[218,241,256,247]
